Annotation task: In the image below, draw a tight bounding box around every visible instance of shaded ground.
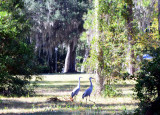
[0,74,138,115]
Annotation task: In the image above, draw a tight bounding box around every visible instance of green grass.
[0,74,138,115]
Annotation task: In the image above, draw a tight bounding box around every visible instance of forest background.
[0,0,160,114]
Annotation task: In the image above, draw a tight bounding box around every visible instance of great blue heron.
[71,77,82,100]
[82,77,94,103]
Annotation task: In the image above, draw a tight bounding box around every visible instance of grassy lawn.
[0,74,138,115]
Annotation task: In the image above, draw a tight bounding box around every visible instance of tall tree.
[125,0,135,75]
[94,0,105,94]
[83,0,127,95]
[24,0,89,73]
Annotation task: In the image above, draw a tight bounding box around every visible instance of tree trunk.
[81,47,89,72]
[96,52,105,95]
[49,57,54,73]
[126,0,135,75]
[64,41,76,73]
[96,71,104,95]
[94,0,105,95]
[95,46,105,95]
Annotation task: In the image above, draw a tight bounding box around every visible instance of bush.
[103,84,122,97]
[134,47,160,114]
[0,1,39,97]
[0,37,39,96]
[0,73,35,97]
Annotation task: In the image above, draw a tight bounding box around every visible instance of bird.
[71,77,82,100]
[82,77,94,103]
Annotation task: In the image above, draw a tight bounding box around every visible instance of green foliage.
[103,85,121,97]
[83,0,158,77]
[24,0,90,73]
[81,0,131,94]
[120,105,134,115]
[85,0,127,76]
[134,47,160,114]
[0,0,39,97]
[121,72,130,80]
[25,0,90,46]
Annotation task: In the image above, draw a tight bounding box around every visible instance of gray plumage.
[71,77,82,98]
[82,77,94,99]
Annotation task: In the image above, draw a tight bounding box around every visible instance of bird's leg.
[89,96,96,104]
[86,97,87,104]
[74,96,77,101]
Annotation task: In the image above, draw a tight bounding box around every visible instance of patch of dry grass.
[0,74,138,115]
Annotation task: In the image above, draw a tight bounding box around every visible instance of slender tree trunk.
[126,0,135,75]
[55,47,58,73]
[94,0,105,95]
[64,41,76,73]
[49,58,54,73]
[81,47,89,72]
[96,72,104,94]
[96,47,105,95]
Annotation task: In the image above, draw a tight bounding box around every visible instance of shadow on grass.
[0,109,128,115]
[0,98,138,109]
[31,81,90,95]
[1,110,124,115]
[31,81,89,84]
[0,98,137,115]
[40,73,88,75]
[37,84,89,88]
[35,84,90,93]
[32,83,134,97]
[114,84,134,88]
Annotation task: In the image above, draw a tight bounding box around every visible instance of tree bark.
[64,41,76,73]
[96,70,104,95]
[94,0,105,95]
[126,0,135,75]
[95,48,105,95]
[81,47,89,72]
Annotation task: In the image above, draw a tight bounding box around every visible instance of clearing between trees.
[0,74,138,115]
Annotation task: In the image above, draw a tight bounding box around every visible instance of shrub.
[0,1,39,97]
[103,83,122,97]
[134,47,160,114]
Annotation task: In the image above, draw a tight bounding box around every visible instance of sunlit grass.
[0,74,138,114]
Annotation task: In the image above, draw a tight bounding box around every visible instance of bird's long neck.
[90,79,93,88]
[78,78,80,88]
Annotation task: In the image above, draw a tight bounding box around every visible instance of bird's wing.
[82,87,92,98]
[71,86,80,97]
[72,86,79,93]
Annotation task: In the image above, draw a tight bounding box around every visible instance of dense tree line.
[24,0,90,73]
